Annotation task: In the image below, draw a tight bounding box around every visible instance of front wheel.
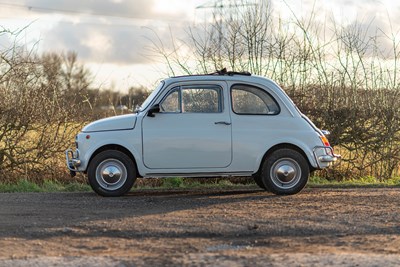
[261,148,309,195]
[252,173,269,191]
[87,150,136,197]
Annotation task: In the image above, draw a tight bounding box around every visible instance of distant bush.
[293,86,400,179]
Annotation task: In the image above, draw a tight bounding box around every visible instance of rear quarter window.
[231,84,280,115]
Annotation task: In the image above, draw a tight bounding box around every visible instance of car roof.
[163,70,276,85]
[155,69,299,117]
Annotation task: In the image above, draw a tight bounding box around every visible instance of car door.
[229,83,283,170]
[142,82,232,169]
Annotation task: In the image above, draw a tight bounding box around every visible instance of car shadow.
[0,187,278,239]
[1,188,397,242]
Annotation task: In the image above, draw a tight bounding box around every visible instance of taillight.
[320,135,331,147]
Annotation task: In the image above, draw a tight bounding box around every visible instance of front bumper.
[66,149,82,176]
[313,146,341,169]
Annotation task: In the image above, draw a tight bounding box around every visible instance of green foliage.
[135,177,252,190]
[0,180,91,193]
[157,177,253,189]
[42,180,65,191]
[1,176,400,193]
[160,177,185,188]
[0,179,43,192]
[309,176,400,187]
[63,182,92,192]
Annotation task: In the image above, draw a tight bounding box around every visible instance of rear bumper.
[313,146,341,169]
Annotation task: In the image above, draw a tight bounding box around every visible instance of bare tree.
[0,30,94,182]
[149,0,400,179]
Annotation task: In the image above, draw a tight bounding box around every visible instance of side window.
[160,86,222,113]
[160,89,180,112]
[231,84,280,115]
[182,87,222,113]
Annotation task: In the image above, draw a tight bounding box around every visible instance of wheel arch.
[86,144,140,177]
[256,143,314,176]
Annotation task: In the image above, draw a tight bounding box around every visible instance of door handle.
[214,121,231,125]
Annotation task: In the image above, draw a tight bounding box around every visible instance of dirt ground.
[1,187,400,266]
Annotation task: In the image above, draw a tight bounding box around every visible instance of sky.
[0,0,399,92]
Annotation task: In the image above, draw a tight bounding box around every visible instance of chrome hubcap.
[270,158,301,189]
[276,165,296,183]
[96,159,127,191]
[101,166,122,184]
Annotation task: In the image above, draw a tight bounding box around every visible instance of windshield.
[136,81,164,112]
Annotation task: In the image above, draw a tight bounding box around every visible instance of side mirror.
[147,104,160,117]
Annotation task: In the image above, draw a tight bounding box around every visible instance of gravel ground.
[1,187,400,266]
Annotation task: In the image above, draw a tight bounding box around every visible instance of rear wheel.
[87,150,136,197]
[261,148,309,195]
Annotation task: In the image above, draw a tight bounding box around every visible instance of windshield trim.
[137,81,165,112]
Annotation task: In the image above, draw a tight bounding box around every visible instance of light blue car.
[66,70,340,197]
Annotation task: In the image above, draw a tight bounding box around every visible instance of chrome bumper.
[65,149,82,176]
[313,146,341,169]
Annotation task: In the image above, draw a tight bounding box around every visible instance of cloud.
[2,0,191,64]
[40,19,185,65]
[23,0,155,19]
[334,1,400,58]
[0,30,15,51]
[21,0,191,21]
[5,0,400,66]
[279,0,400,58]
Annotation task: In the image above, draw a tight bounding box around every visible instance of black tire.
[87,150,136,197]
[252,173,269,191]
[261,148,309,195]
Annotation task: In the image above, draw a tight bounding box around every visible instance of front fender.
[76,130,142,172]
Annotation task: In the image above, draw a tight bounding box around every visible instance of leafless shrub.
[0,26,152,182]
[150,0,400,179]
[0,29,91,181]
